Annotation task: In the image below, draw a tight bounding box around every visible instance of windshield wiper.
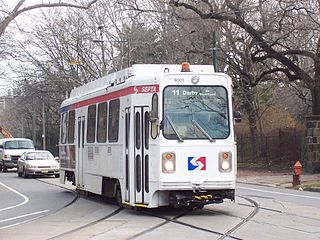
[191,119,214,142]
[166,115,183,142]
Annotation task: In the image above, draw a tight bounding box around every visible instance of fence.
[237,130,305,168]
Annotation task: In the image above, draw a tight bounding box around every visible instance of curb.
[237,180,320,193]
[236,180,277,188]
[296,186,320,193]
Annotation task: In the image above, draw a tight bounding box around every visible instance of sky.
[0,1,37,96]
[0,0,90,96]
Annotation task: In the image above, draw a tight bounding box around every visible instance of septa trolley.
[59,62,238,208]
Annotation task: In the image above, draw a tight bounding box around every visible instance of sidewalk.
[237,169,320,192]
[40,170,320,192]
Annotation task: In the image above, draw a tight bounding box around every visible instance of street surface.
[0,170,76,231]
[0,171,320,240]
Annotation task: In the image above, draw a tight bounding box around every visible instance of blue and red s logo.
[188,157,206,171]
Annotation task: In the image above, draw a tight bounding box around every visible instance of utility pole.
[212,31,217,70]
[21,121,24,137]
[32,112,36,143]
[127,39,130,67]
[92,26,130,70]
[42,102,46,150]
[32,97,36,144]
[92,25,107,74]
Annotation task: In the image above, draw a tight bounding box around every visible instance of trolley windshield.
[163,86,230,140]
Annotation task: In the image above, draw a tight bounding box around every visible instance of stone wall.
[306,115,320,172]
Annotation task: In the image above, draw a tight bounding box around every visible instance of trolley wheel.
[196,205,204,210]
[115,187,122,207]
[72,174,76,186]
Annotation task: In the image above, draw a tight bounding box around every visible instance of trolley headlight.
[162,152,176,173]
[219,152,232,172]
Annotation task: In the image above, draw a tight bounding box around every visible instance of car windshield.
[4,140,34,149]
[163,85,230,140]
[26,152,54,161]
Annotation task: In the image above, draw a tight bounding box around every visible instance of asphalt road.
[0,170,76,230]
[0,172,320,240]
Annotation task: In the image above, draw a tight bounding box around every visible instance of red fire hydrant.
[293,161,302,187]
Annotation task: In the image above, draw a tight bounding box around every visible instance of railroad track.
[44,194,257,240]
[47,206,124,240]
[127,196,259,240]
[15,181,319,240]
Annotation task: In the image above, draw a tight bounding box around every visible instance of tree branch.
[0,0,99,36]
[252,49,316,62]
[170,0,314,83]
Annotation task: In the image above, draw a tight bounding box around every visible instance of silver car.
[17,150,60,178]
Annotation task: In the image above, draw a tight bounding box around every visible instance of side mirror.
[159,121,163,130]
[54,157,60,162]
[234,111,242,123]
[149,110,158,123]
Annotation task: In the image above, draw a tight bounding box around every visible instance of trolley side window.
[97,102,108,143]
[135,111,141,149]
[60,112,68,144]
[68,110,75,143]
[108,99,120,142]
[87,104,97,143]
[151,93,158,139]
[144,111,149,149]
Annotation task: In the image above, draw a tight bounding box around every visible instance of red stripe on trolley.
[65,84,159,111]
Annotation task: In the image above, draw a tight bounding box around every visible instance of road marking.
[238,186,320,200]
[0,216,40,230]
[0,213,49,230]
[0,182,29,211]
[0,210,49,223]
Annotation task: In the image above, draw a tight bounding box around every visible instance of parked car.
[0,138,35,172]
[17,150,60,178]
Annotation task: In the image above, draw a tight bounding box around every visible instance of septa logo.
[188,157,206,171]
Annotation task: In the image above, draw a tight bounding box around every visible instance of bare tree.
[4,0,165,145]
[116,0,218,64]
[0,0,98,37]
[169,0,320,115]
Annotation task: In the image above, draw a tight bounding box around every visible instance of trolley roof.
[61,63,223,108]
[68,64,215,98]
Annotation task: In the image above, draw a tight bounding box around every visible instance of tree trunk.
[312,34,320,115]
[242,86,258,163]
[312,85,320,115]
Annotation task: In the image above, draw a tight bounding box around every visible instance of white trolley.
[59,63,238,208]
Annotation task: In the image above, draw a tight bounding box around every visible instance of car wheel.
[0,164,2,171]
[17,167,22,177]
[22,168,28,178]
[54,174,59,178]
[3,166,7,172]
